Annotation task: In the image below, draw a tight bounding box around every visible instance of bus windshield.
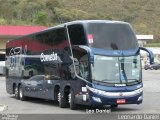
[91,55,141,84]
[87,23,138,50]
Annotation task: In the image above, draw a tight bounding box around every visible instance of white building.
[136,35,154,47]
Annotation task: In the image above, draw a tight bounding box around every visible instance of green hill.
[62,0,160,38]
[0,0,160,44]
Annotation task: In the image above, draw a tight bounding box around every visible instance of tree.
[35,11,47,25]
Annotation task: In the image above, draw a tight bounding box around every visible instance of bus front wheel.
[68,90,77,110]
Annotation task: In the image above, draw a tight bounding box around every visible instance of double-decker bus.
[6,20,153,110]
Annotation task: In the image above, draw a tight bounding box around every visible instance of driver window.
[72,49,89,80]
[79,54,89,80]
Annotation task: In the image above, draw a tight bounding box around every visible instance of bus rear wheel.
[14,86,19,99]
[58,92,67,108]
[68,90,77,110]
[19,85,26,101]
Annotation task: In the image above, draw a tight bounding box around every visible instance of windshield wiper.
[101,79,111,81]
[101,79,121,83]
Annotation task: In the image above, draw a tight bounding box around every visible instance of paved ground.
[0,70,160,114]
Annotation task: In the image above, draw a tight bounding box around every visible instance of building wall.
[0,37,10,50]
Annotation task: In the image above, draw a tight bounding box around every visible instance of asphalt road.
[0,70,160,114]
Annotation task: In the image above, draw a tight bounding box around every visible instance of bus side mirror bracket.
[140,47,154,64]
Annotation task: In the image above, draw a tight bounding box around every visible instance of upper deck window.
[87,23,138,50]
[68,24,86,45]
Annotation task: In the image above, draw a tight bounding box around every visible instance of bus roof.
[47,20,129,31]
[65,20,128,25]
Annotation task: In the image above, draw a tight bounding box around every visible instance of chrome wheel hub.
[68,93,71,104]
[58,92,60,102]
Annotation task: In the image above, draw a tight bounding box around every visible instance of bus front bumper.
[90,92,143,106]
[87,86,143,106]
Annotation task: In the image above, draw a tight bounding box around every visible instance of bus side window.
[68,24,87,45]
[39,28,72,81]
[79,54,89,80]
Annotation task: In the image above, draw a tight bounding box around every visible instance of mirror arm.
[140,47,154,64]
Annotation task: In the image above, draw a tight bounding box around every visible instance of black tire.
[58,92,67,108]
[29,71,33,77]
[14,85,19,99]
[69,90,77,110]
[19,85,26,101]
[111,104,118,108]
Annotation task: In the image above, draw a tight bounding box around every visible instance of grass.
[144,43,160,47]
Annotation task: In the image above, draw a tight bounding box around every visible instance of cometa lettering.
[40,52,58,62]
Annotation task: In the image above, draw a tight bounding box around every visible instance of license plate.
[117,99,126,104]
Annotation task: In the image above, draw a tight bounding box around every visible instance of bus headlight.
[137,95,143,101]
